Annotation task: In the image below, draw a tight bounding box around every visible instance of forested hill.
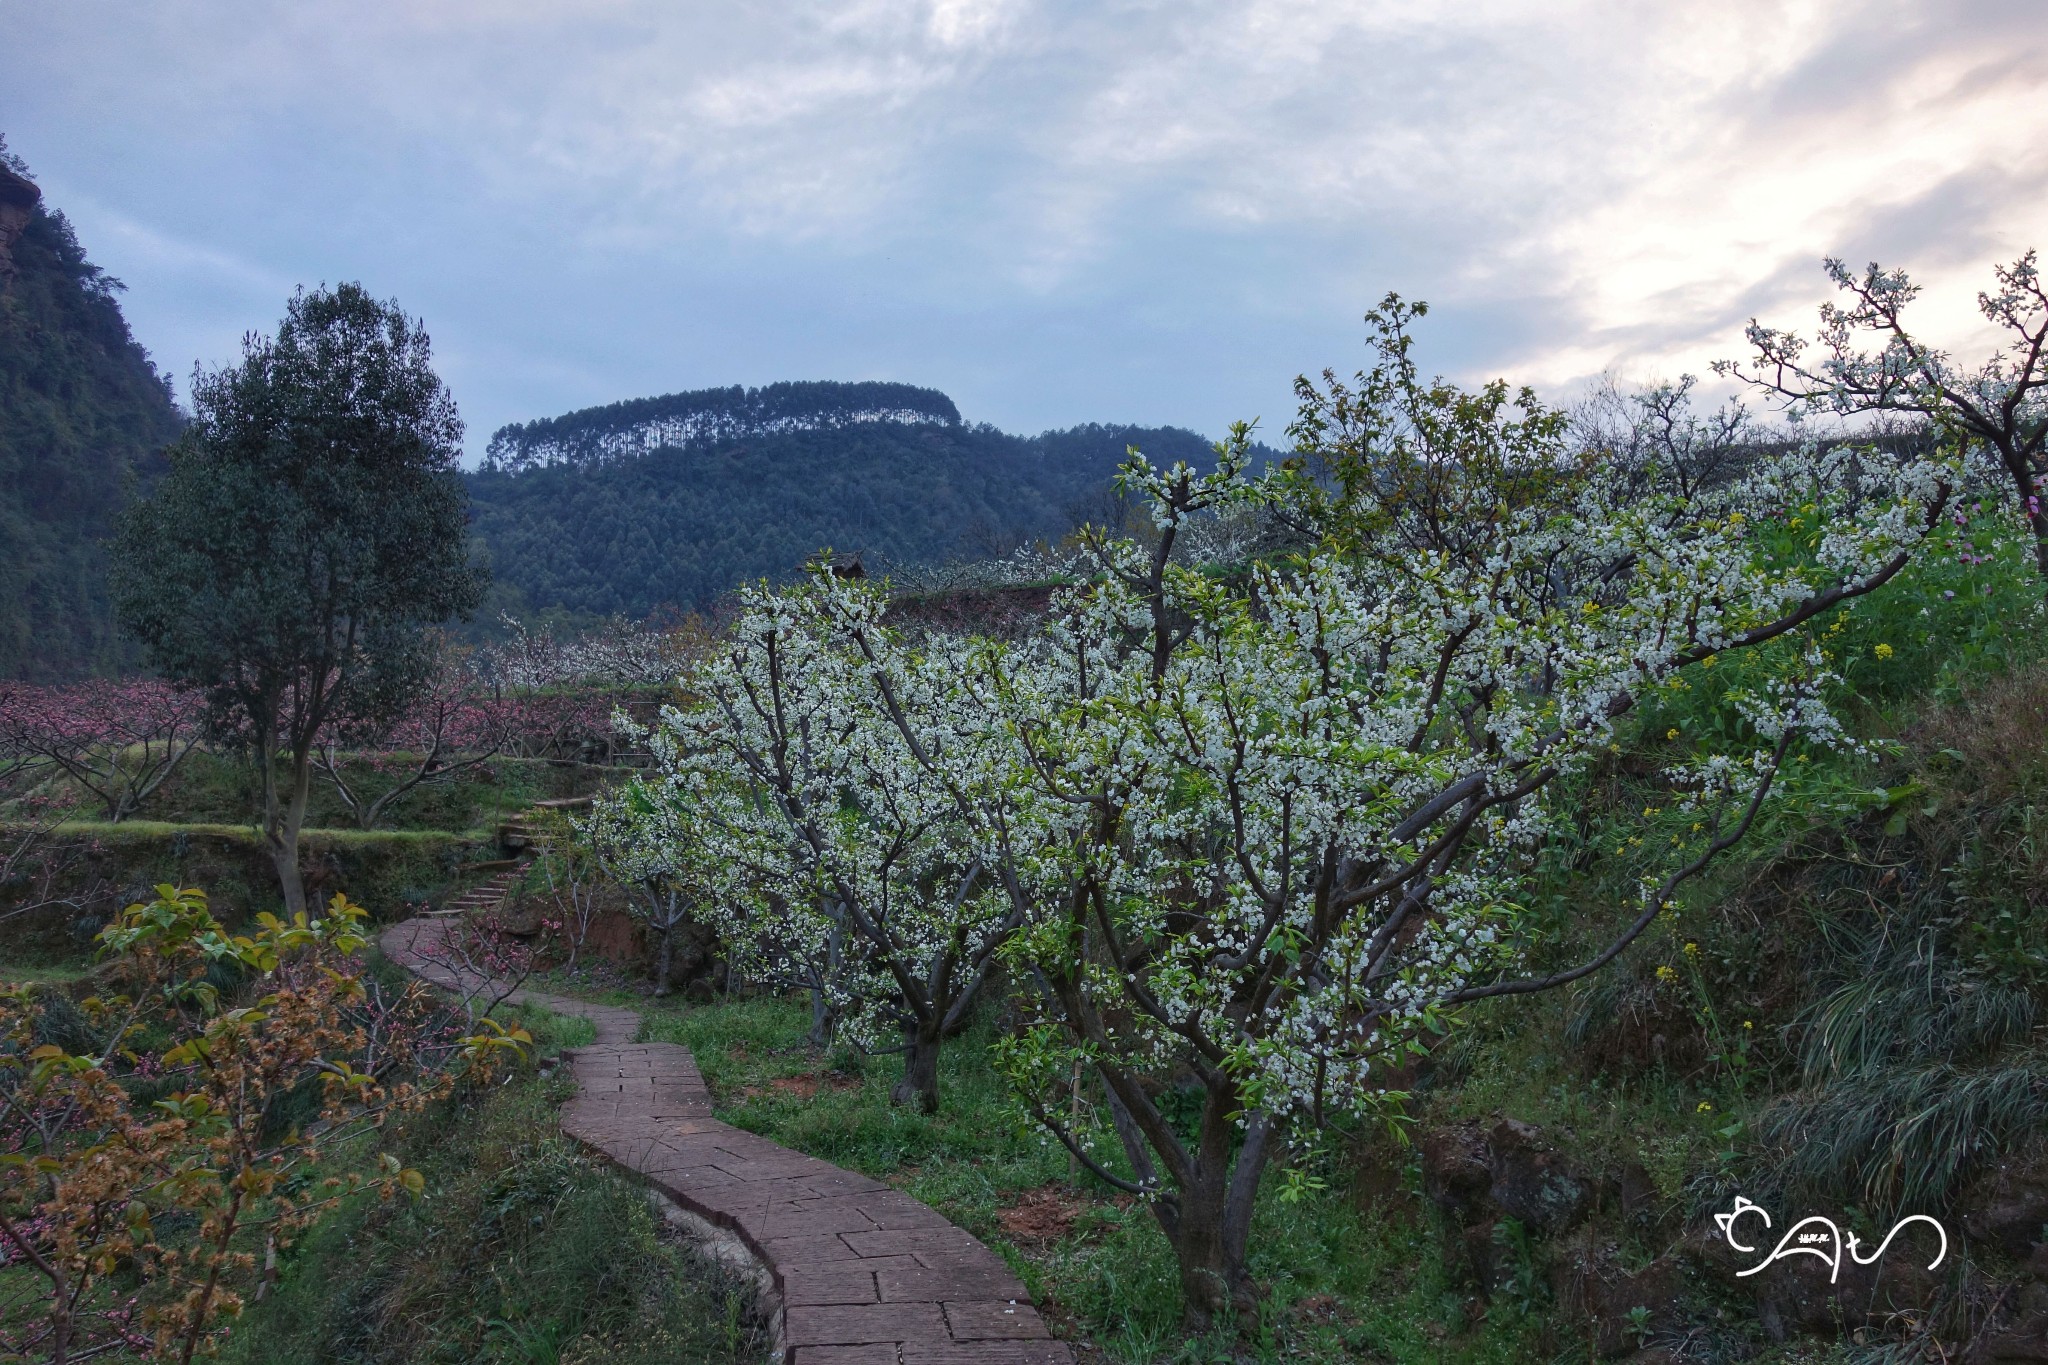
[482,380,962,472]
[0,138,184,681]
[467,410,1236,620]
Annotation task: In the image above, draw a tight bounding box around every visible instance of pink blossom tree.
[313,646,512,830]
[0,680,203,823]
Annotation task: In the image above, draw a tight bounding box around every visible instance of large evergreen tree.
[113,283,486,913]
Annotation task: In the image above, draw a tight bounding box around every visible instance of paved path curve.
[382,916,1073,1365]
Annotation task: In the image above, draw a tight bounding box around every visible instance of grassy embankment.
[216,993,769,1365]
[0,755,618,963]
[3,748,755,1364]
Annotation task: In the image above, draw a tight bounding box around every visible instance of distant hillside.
[468,388,1244,619]
[0,163,1272,650]
[483,380,962,472]
[0,137,184,681]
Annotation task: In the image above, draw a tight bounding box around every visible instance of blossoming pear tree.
[1719,251,2046,586]
[978,302,1957,1328]
[622,572,1021,1111]
[581,779,727,999]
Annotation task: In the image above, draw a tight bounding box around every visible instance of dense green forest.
[0,138,183,681]
[468,404,1252,619]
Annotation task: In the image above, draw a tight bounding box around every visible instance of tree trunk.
[259,724,309,917]
[1164,1176,1240,1332]
[890,1016,943,1114]
[2028,499,2048,593]
[806,916,844,1047]
[806,987,835,1048]
[653,916,675,996]
[1131,1087,1274,1334]
[1991,440,2048,593]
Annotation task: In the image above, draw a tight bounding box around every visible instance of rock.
[1962,1143,2048,1261]
[1977,1313,2048,1362]
[1684,1212,1946,1335]
[1421,1121,1494,1223]
[1617,1161,1662,1226]
[1418,1117,1595,1235]
[1488,1118,1596,1235]
[1458,1221,1521,1297]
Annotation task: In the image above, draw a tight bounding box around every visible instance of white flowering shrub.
[619,572,1021,1110]
[973,303,1958,1327]
[1720,251,2046,585]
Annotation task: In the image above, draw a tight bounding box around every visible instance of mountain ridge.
[483,379,964,473]
[465,413,1251,621]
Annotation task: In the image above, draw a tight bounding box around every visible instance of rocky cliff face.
[0,163,40,282]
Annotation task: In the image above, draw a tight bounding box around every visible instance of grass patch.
[38,820,483,847]
[0,957,99,988]
[217,1044,762,1364]
[17,750,619,837]
[638,992,1541,1363]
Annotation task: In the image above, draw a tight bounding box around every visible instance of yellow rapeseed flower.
[1696,1101,1714,1113]
[1666,727,1680,740]
[1656,965,1677,983]
[1874,643,1894,660]
[1683,941,1700,958]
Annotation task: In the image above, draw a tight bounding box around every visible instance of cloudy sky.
[6,1,2045,458]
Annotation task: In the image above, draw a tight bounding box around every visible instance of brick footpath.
[381,916,1073,1365]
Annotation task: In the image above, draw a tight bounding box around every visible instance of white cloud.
[4,0,2043,439]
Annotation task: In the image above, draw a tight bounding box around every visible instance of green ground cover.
[72,751,596,834]
[213,993,768,1365]
[633,994,1538,1363]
